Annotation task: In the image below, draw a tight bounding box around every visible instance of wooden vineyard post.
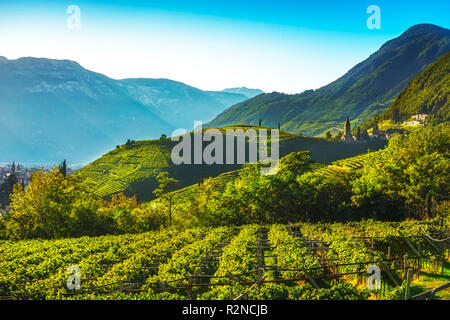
[398,231,421,256]
[187,275,193,300]
[417,243,422,274]
[332,262,337,285]
[387,246,391,260]
[382,263,400,287]
[301,267,320,289]
[403,255,408,280]
[405,269,412,300]
[257,267,263,282]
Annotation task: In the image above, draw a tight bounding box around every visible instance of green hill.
[360,51,449,131]
[78,126,386,201]
[207,24,450,136]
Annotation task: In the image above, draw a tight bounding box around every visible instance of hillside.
[78,125,386,201]
[155,149,379,208]
[0,57,253,164]
[207,24,450,136]
[360,51,449,130]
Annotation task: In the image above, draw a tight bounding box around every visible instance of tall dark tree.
[0,173,18,207]
[391,107,400,123]
[59,160,67,178]
[356,127,361,141]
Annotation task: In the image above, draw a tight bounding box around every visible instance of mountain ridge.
[207,24,450,136]
[359,51,450,130]
[0,56,258,164]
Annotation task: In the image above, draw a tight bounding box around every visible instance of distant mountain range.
[221,87,264,98]
[207,24,450,136]
[0,58,261,164]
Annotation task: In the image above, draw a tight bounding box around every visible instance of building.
[341,116,355,143]
[341,116,371,144]
[369,124,406,141]
[412,114,428,122]
[404,114,429,126]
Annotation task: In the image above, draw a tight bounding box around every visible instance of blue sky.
[0,0,448,93]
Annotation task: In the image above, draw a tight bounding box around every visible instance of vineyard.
[0,220,448,300]
[316,152,378,177]
[77,126,386,201]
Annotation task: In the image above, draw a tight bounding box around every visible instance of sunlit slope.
[78,125,386,201]
[359,51,450,132]
[166,150,379,203]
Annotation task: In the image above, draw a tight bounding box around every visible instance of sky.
[0,0,448,93]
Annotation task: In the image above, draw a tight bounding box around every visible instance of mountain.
[207,24,450,136]
[118,78,250,128]
[0,57,254,164]
[78,125,386,201]
[370,51,449,125]
[222,87,264,98]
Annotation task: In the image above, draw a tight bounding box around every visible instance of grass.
[410,260,450,300]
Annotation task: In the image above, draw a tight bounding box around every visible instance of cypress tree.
[60,159,67,178]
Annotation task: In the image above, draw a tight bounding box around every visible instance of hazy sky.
[0,0,448,93]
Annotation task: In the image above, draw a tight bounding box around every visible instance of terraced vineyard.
[77,126,386,201]
[316,152,379,177]
[78,140,173,198]
[1,220,448,300]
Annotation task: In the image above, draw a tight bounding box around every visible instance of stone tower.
[341,116,354,143]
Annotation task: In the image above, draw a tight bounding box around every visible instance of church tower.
[341,116,354,143]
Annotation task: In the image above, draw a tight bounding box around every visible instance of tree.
[153,172,179,226]
[278,151,313,176]
[0,173,18,208]
[325,131,332,140]
[100,193,140,233]
[59,159,67,178]
[391,107,400,123]
[352,124,449,219]
[5,168,105,239]
[297,170,354,222]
